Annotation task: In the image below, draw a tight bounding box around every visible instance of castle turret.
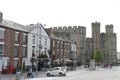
[92,22,101,53]
[105,24,113,33]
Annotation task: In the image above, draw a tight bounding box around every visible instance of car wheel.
[63,74,66,76]
[51,75,54,77]
[59,73,63,76]
[47,73,50,77]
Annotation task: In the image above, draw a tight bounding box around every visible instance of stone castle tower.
[91,22,117,64]
[92,22,101,53]
[51,26,86,63]
[104,24,117,63]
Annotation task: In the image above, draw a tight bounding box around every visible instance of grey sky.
[0,0,120,51]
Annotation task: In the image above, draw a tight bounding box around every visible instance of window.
[57,41,59,48]
[56,68,60,70]
[61,42,63,48]
[14,46,19,57]
[44,38,47,46]
[53,40,55,47]
[0,28,5,38]
[39,37,41,44]
[23,33,27,42]
[23,46,27,57]
[14,60,18,68]
[15,32,19,41]
[32,35,35,44]
[32,46,35,53]
[0,44,4,55]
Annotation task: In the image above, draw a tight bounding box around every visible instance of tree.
[93,50,103,66]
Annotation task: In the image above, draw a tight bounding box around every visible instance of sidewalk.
[0,71,46,80]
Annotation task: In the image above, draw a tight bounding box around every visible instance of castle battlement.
[51,25,86,33]
[105,24,114,33]
[92,22,100,27]
[105,24,113,28]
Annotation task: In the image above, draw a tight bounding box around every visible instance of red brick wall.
[3,27,27,68]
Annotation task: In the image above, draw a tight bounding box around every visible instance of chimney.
[0,12,3,22]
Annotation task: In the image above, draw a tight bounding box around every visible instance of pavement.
[0,71,46,80]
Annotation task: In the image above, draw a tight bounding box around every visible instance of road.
[1,66,120,80]
[25,66,120,80]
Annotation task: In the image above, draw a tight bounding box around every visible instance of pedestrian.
[27,67,32,78]
[31,73,35,78]
[109,64,112,68]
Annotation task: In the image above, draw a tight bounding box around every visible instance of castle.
[51,26,86,64]
[51,22,117,64]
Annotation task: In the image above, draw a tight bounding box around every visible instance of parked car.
[46,67,67,76]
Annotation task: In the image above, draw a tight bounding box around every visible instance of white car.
[46,67,67,76]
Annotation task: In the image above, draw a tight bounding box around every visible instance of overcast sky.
[0,0,120,51]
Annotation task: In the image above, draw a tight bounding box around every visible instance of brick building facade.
[0,16,27,69]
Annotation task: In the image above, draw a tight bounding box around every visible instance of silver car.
[46,67,67,76]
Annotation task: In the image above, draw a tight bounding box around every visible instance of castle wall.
[52,26,86,63]
[51,22,117,64]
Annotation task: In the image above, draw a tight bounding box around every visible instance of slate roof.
[0,19,27,32]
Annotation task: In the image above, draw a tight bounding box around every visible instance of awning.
[53,58,73,63]
[53,58,60,63]
[65,59,73,62]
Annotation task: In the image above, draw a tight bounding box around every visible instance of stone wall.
[52,26,86,64]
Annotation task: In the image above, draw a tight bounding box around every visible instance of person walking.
[27,67,32,78]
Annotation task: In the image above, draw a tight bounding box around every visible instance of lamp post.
[22,58,26,72]
[36,44,42,77]
[35,44,39,77]
[45,47,47,68]
[35,58,38,77]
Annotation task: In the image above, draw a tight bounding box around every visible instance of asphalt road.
[25,66,120,80]
[1,66,120,80]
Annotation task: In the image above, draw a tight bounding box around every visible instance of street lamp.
[36,44,42,77]
[22,58,26,72]
[45,47,47,68]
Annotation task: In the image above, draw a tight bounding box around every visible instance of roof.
[0,19,28,32]
[25,24,36,32]
[0,20,45,33]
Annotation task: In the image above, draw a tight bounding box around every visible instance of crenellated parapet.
[105,24,113,33]
[51,25,86,34]
[91,22,100,27]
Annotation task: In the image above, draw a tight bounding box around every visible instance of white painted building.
[26,23,50,66]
